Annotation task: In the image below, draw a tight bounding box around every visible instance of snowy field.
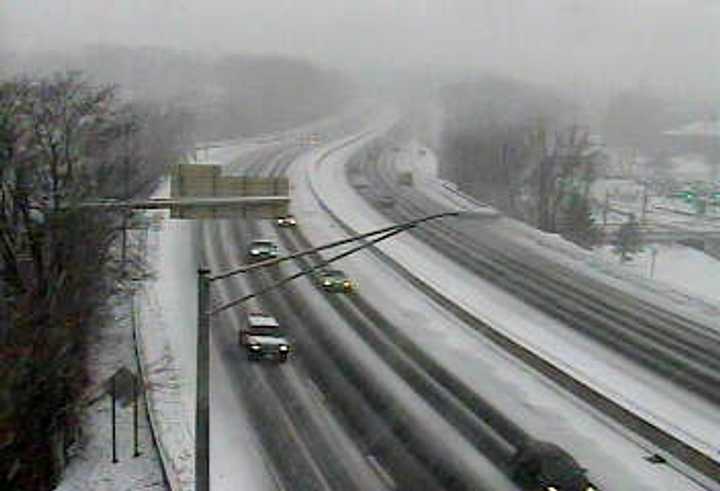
[594,244,720,305]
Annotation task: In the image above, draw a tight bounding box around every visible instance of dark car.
[247,239,279,262]
[239,312,291,362]
[315,268,356,293]
[512,441,596,491]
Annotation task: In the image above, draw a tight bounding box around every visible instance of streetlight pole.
[649,246,658,279]
[196,268,211,491]
[194,210,477,491]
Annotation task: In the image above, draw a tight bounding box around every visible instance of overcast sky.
[2,0,719,96]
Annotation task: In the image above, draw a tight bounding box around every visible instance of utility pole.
[196,267,211,491]
[710,113,719,186]
[502,143,516,215]
[640,182,648,224]
[111,375,117,464]
[133,376,140,458]
[603,190,609,227]
[649,245,658,278]
[121,121,132,274]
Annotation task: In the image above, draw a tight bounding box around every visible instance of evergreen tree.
[613,214,643,262]
[559,193,601,249]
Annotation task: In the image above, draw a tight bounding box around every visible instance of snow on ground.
[594,244,720,305]
[501,220,720,321]
[401,145,720,317]
[290,136,718,490]
[665,120,720,137]
[135,223,196,491]
[54,296,167,491]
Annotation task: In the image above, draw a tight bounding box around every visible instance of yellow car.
[315,269,356,293]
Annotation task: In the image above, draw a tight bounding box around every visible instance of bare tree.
[0,72,192,490]
[528,124,604,234]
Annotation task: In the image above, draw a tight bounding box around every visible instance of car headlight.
[323,280,332,286]
[546,487,558,491]
[279,345,289,352]
[343,281,351,287]
[250,344,261,350]
[250,249,259,255]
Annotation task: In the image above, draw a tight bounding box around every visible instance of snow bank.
[132,180,199,491]
[135,280,195,491]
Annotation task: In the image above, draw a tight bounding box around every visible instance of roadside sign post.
[649,245,658,278]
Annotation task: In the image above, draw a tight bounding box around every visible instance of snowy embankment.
[134,200,197,491]
[403,139,720,318]
[54,296,167,491]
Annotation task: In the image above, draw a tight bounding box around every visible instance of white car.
[276,215,297,227]
[247,239,279,261]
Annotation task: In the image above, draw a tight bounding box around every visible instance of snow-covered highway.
[137,117,720,491]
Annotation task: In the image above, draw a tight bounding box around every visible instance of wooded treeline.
[437,77,605,248]
[3,46,352,141]
[0,72,192,489]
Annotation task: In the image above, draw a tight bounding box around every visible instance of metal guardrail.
[132,288,191,491]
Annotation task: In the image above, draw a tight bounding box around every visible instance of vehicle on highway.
[301,133,320,145]
[275,214,297,227]
[511,441,596,491]
[376,195,395,208]
[239,312,291,362]
[315,268,356,293]
[247,239,279,262]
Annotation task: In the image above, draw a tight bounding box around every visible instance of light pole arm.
[194,208,471,491]
[210,224,412,315]
[210,211,459,281]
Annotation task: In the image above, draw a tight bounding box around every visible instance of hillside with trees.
[3,46,353,140]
